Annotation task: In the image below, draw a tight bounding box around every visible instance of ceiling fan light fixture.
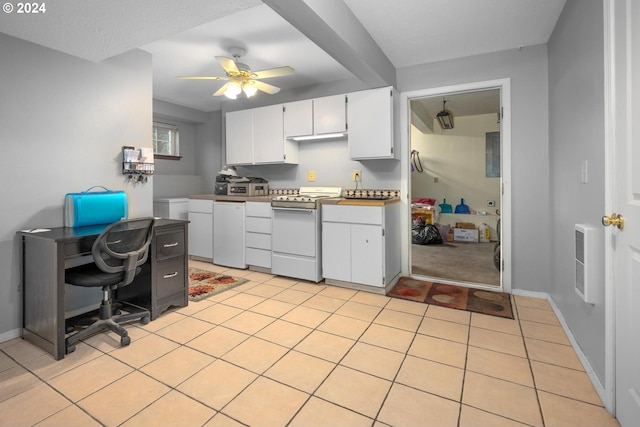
[243,83,257,98]
[437,99,454,130]
[224,82,242,99]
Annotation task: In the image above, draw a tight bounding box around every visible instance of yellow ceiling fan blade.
[215,56,239,74]
[213,83,231,97]
[253,80,281,95]
[253,66,295,79]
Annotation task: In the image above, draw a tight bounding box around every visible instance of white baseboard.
[511,289,611,412]
[0,328,21,344]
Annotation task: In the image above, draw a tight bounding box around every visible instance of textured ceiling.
[0,0,566,112]
[342,0,567,68]
[0,0,262,62]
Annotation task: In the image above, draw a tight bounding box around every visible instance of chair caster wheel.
[66,325,75,334]
[141,316,150,325]
[120,336,131,347]
[66,344,76,354]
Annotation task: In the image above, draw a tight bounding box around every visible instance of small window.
[152,122,180,159]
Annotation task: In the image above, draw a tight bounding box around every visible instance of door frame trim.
[602,0,616,414]
[399,78,512,293]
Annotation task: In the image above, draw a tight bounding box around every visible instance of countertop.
[188,194,273,202]
[322,197,401,207]
[188,194,401,206]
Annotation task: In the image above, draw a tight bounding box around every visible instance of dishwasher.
[213,201,246,269]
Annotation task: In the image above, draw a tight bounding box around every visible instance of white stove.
[271,187,342,209]
[271,187,341,282]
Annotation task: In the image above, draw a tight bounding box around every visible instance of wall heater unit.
[575,224,596,304]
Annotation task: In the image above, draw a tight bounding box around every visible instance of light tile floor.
[0,260,621,427]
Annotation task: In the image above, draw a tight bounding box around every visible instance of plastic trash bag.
[412,218,443,245]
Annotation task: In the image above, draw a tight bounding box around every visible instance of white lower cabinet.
[188,199,213,260]
[322,203,401,291]
[213,201,246,269]
[245,201,272,270]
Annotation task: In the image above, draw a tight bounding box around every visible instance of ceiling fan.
[178,47,295,99]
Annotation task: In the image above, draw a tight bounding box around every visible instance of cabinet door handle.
[163,242,179,248]
[163,272,178,279]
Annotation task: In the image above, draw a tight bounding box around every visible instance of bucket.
[479,223,490,243]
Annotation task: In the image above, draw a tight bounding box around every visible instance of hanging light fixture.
[224,81,242,99]
[242,81,257,98]
[223,75,259,99]
[436,99,454,130]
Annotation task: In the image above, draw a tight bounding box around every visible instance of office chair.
[64,217,155,354]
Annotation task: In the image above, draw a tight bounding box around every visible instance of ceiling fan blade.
[253,80,281,95]
[213,83,231,97]
[253,66,295,79]
[215,56,239,74]
[177,76,228,80]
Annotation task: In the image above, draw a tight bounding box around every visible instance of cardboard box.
[455,222,476,229]
[454,228,478,242]
[412,208,434,224]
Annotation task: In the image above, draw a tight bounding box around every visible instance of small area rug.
[388,277,514,319]
[188,267,249,302]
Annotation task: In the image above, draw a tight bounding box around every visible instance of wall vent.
[575,224,596,304]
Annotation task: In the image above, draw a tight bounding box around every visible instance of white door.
[225,110,253,165]
[608,1,640,424]
[322,222,351,281]
[253,104,284,164]
[188,212,212,259]
[313,94,346,134]
[351,224,383,286]
[213,202,246,269]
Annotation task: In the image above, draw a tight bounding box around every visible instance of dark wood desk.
[18,219,189,360]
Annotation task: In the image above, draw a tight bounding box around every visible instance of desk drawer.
[155,256,185,300]
[64,236,96,258]
[155,231,185,260]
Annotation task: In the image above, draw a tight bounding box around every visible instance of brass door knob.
[602,213,624,230]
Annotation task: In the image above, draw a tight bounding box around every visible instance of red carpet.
[188,267,248,301]
[388,277,514,319]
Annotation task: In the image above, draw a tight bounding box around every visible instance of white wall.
[152,100,223,197]
[411,114,501,235]
[548,0,606,384]
[398,44,551,294]
[0,33,154,340]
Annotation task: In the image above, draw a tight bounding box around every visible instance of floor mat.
[388,277,514,319]
[188,267,249,302]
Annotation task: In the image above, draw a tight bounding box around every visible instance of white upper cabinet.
[225,104,298,165]
[284,94,346,138]
[252,105,286,164]
[313,94,347,135]
[283,99,313,137]
[225,109,253,165]
[347,86,398,160]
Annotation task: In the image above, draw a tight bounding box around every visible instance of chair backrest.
[92,217,155,287]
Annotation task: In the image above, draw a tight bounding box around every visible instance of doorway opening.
[401,80,511,293]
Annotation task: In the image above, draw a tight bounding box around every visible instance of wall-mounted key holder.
[122,146,154,183]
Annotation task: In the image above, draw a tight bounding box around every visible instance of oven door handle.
[272,207,315,214]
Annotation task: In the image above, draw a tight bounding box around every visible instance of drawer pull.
[163,242,179,248]
[163,272,178,279]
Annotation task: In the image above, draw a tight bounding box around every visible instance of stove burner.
[271,187,342,209]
